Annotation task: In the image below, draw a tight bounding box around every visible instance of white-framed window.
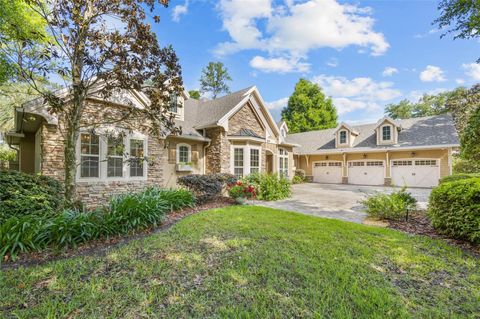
[279,148,288,177]
[129,139,145,177]
[250,148,260,174]
[176,143,191,164]
[107,135,124,177]
[80,133,100,178]
[280,128,286,138]
[233,148,244,178]
[77,131,147,181]
[169,92,178,113]
[339,130,347,144]
[382,125,392,141]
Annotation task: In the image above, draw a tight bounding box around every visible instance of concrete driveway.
[253,183,432,224]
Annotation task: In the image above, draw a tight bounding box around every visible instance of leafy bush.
[0,170,64,223]
[0,187,195,261]
[178,173,236,203]
[292,175,304,184]
[294,169,305,180]
[453,157,480,174]
[428,178,480,243]
[0,145,16,161]
[242,173,291,201]
[361,188,417,221]
[440,173,480,184]
[228,181,256,199]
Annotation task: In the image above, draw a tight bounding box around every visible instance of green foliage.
[199,62,232,98]
[429,178,480,243]
[0,145,16,161]
[178,173,237,203]
[453,155,480,173]
[228,181,256,200]
[434,0,480,61]
[0,170,64,223]
[440,173,480,184]
[188,90,200,99]
[242,173,291,201]
[361,188,417,221]
[293,169,305,184]
[461,105,480,162]
[0,187,195,260]
[281,78,338,133]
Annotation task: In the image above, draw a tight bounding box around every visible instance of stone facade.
[229,102,265,138]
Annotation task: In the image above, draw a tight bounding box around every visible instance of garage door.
[348,161,385,185]
[313,161,343,183]
[391,159,439,188]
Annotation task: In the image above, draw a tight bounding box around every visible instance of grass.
[1,206,479,318]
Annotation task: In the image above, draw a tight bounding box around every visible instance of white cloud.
[312,75,401,115]
[249,56,309,73]
[216,0,389,72]
[326,58,339,67]
[419,65,446,82]
[266,97,289,110]
[462,63,480,80]
[172,1,189,22]
[455,78,466,85]
[382,66,398,77]
[414,28,439,39]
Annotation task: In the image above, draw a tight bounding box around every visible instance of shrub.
[440,173,480,184]
[242,173,291,201]
[361,188,417,221]
[453,157,480,174]
[294,169,305,180]
[292,175,304,184]
[228,181,256,199]
[0,145,16,161]
[0,187,195,261]
[178,173,236,203]
[0,170,64,223]
[428,178,480,243]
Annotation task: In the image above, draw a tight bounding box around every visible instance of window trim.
[79,132,100,179]
[176,143,191,164]
[230,145,262,177]
[76,130,148,182]
[106,135,125,178]
[278,147,289,177]
[381,124,393,142]
[339,130,348,145]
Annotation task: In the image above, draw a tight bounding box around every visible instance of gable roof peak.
[374,116,400,129]
[334,122,359,135]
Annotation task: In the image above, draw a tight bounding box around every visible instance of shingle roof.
[229,128,263,138]
[285,114,460,154]
[175,87,254,138]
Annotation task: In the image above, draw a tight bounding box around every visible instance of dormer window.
[280,128,286,138]
[382,125,392,141]
[339,130,347,144]
[169,93,179,113]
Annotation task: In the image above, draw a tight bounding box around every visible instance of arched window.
[279,148,289,177]
[176,143,191,164]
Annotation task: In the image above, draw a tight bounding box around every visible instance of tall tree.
[199,62,231,98]
[188,90,200,99]
[2,0,183,203]
[281,79,338,133]
[385,99,415,119]
[0,0,48,83]
[461,105,480,161]
[434,0,480,61]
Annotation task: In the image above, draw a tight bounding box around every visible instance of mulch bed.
[1,197,235,270]
[388,211,479,257]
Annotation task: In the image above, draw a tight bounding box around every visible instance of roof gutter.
[293,144,461,156]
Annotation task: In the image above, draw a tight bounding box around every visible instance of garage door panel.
[348,161,384,186]
[313,162,343,184]
[391,159,439,188]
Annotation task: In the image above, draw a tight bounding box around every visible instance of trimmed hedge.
[178,173,237,203]
[0,170,64,223]
[428,178,480,244]
[440,173,480,184]
[0,187,195,261]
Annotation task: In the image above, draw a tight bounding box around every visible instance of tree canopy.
[199,62,232,99]
[3,0,182,202]
[434,0,480,61]
[461,105,480,162]
[281,79,338,133]
[385,85,479,134]
[188,90,200,99]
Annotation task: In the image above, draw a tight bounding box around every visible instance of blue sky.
[151,0,479,123]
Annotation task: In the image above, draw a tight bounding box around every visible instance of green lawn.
[1,206,479,318]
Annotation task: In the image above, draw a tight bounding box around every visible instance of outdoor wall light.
[411,152,416,157]
[362,153,367,159]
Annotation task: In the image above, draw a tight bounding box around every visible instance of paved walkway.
[253,183,432,224]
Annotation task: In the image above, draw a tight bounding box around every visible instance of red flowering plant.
[228,181,257,200]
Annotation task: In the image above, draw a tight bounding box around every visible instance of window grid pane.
[178,146,189,163]
[250,149,259,174]
[382,126,391,141]
[340,131,347,144]
[80,133,99,178]
[234,148,244,178]
[130,139,144,177]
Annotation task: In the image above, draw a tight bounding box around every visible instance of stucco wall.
[164,137,205,188]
